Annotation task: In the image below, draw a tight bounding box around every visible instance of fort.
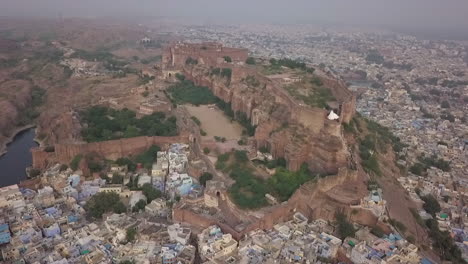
[162,42,356,174]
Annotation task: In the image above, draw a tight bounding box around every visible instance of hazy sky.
[2,0,468,30]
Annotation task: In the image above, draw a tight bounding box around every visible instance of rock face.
[162,42,356,174]
[0,79,33,153]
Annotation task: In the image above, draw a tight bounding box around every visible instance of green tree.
[126,227,137,242]
[203,147,210,154]
[422,194,441,216]
[199,172,213,187]
[234,150,249,162]
[59,164,68,171]
[70,154,83,171]
[132,199,147,212]
[112,173,124,184]
[335,212,356,239]
[84,192,126,219]
[223,56,232,63]
[167,80,217,105]
[142,183,162,203]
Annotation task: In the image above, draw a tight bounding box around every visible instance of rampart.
[32,134,190,169]
[173,168,375,239]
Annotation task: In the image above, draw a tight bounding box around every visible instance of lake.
[0,128,38,188]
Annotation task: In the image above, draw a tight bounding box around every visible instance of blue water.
[0,128,38,187]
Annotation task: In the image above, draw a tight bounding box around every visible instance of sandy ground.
[185,105,243,140]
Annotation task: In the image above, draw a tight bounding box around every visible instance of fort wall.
[173,168,370,239]
[32,135,190,169]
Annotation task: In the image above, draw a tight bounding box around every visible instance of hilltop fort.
[162,42,356,174]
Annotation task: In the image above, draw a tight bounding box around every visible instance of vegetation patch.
[335,212,356,239]
[84,192,126,219]
[269,58,315,73]
[217,151,317,209]
[426,219,466,263]
[80,106,177,142]
[115,145,161,171]
[409,154,450,176]
[167,79,217,105]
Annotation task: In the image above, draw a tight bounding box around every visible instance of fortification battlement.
[163,42,249,68]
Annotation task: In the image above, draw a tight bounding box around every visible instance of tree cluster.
[84,192,126,219]
[167,80,218,105]
[80,106,177,142]
[335,212,356,239]
[269,58,314,73]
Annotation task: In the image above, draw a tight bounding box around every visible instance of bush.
[70,154,83,171]
[217,153,230,163]
[203,147,210,154]
[191,116,201,126]
[223,56,232,63]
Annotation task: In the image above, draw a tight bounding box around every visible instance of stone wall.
[173,168,371,239]
[32,134,190,169]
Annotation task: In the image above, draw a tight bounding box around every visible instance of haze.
[2,0,468,35]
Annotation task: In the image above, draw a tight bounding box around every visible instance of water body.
[0,128,38,188]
